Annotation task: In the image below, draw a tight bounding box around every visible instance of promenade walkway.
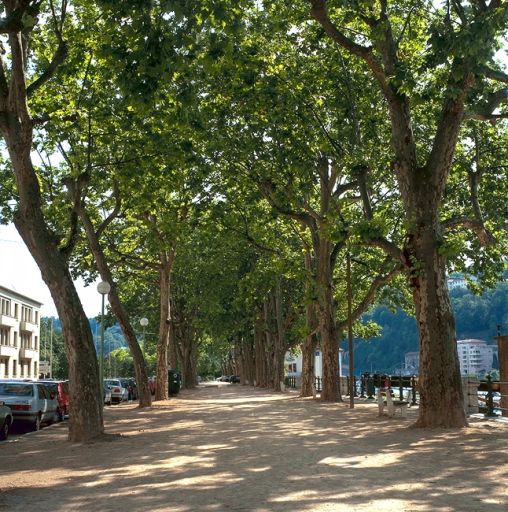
[0,383,507,511]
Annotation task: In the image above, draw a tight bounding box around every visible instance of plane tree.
[0,0,105,441]
[305,0,508,426]
[195,8,405,400]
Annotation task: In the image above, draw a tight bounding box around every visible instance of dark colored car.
[39,380,70,421]
[119,378,138,401]
[229,376,240,384]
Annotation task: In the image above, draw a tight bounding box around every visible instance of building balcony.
[19,347,38,359]
[0,314,17,328]
[20,320,37,333]
[0,344,17,357]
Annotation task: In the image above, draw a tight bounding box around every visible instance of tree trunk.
[301,250,318,397]
[316,238,339,401]
[273,280,286,392]
[408,219,467,427]
[254,311,266,387]
[155,262,171,400]
[78,208,151,407]
[8,143,103,442]
[180,326,198,389]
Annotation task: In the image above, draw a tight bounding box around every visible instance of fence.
[284,373,419,405]
[478,375,507,418]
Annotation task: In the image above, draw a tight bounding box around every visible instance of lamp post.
[140,317,148,360]
[97,281,111,402]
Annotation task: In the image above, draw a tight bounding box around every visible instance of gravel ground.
[0,383,507,512]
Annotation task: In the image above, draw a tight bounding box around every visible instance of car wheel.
[0,419,9,441]
[32,415,41,432]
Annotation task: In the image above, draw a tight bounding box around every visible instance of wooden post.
[495,333,508,417]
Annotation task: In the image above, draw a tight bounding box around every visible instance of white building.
[457,339,496,376]
[405,339,496,377]
[285,349,344,378]
[0,285,42,379]
[404,351,419,373]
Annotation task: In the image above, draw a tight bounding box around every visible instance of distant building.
[457,339,496,376]
[0,285,42,379]
[447,272,479,290]
[285,348,344,378]
[405,339,496,377]
[404,351,419,373]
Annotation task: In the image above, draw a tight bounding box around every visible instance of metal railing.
[479,375,507,418]
[284,373,419,405]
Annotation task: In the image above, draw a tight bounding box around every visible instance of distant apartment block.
[405,339,496,376]
[457,339,496,376]
[0,285,42,379]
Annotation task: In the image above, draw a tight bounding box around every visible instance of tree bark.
[7,141,104,442]
[316,237,339,401]
[273,281,286,391]
[407,214,467,427]
[254,310,266,387]
[301,250,317,397]
[155,261,171,400]
[77,207,151,407]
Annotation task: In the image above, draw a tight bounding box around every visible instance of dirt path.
[0,384,507,511]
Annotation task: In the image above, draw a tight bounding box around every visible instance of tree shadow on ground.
[1,384,506,511]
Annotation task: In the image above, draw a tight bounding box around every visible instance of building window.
[34,335,38,351]
[0,327,9,346]
[35,311,39,325]
[1,297,11,316]
[13,332,17,347]
[34,361,38,378]
[12,359,17,377]
[21,332,32,349]
[21,306,33,323]
[14,303,18,318]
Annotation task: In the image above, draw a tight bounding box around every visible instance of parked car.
[103,384,112,406]
[0,381,58,431]
[0,401,13,440]
[104,379,128,404]
[38,380,70,421]
[229,375,240,384]
[216,376,230,382]
[119,378,138,401]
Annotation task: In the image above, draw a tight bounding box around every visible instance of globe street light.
[140,317,148,359]
[97,281,111,403]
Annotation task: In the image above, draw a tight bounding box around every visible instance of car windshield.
[0,383,34,396]
[104,380,119,386]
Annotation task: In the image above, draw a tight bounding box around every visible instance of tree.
[0,0,103,441]
[308,0,508,426]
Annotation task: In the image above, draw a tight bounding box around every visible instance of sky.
[0,223,102,318]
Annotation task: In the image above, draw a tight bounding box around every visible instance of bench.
[377,388,409,418]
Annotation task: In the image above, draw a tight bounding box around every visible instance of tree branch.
[336,259,403,332]
[96,180,122,239]
[363,237,405,264]
[442,217,496,245]
[26,39,67,97]
[0,1,33,34]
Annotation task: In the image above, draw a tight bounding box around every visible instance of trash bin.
[168,369,181,395]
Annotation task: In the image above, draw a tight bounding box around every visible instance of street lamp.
[140,317,148,360]
[97,281,111,403]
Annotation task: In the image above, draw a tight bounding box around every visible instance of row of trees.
[1,1,507,440]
